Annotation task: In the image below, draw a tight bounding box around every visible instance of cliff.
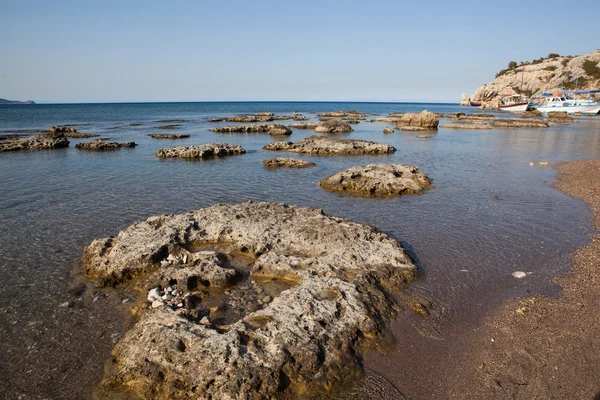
[0,98,36,105]
[462,50,600,106]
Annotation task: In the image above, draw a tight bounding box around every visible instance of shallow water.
[0,102,598,398]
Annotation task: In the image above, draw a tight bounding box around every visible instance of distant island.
[0,98,36,105]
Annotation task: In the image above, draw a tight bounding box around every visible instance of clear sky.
[1,0,598,103]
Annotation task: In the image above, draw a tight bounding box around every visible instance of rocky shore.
[263,135,396,156]
[83,202,419,399]
[319,164,431,197]
[155,143,246,159]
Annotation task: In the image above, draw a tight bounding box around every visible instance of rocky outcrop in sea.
[83,202,418,399]
[211,124,292,135]
[319,164,431,197]
[263,135,395,155]
[75,141,137,151]
[148,134,191,139]
[314,119,354,134]
[155,143,246,159]
[395,111,439,131]
[262,157,316,169]
[0,133,69,152]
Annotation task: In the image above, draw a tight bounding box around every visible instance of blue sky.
[1,0,598,103]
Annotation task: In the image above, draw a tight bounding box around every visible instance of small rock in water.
[529,162,534,166]
[539,161,548,166]
[263,295,272,304]
[512,271,527,279]
[151,300,164,308]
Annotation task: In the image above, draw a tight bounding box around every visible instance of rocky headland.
[83,202,419,399]
[263,135,396,156]
[0,133,69,152]
[0,98,35,105]
[155,143,246,159]
[319,164,431,197]
[462,50,600,107]
[262,157,316,169]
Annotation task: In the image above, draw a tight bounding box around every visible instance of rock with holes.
[262,157,316,169]
[0,133,70,152]
[319,164,432,197]
[263,135,395,156]
[155,143,245,159]
[83,202,418,399]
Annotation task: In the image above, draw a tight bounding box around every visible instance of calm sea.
[0,101,598,399]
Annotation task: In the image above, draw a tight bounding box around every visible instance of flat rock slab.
[490,119,549,128]
[262,157,316,169]
[439,122,492,130]
[83,202,418,399]
[211,124,292,135]
[263,135,396,155]
[148,134,191,139]
[0,134,69,152]
[155,143,245,159]
[75,141,136,151]
[319,164,431,197]
[288,122,320,130]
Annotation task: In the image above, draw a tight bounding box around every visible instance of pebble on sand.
[512,271,527,279]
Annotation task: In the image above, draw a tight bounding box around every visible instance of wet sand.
[362,160,600,399]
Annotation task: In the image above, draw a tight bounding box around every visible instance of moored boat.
[498,94,529,112]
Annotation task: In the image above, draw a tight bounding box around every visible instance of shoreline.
[362,160,600,399]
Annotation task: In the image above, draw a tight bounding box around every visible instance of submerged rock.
[75,141,136,151]
[490,118,549,128]
[263,135,395,155]
[262,157,316,169]
[0,133,69,152]
[148,134,191,139]
[83,202,418,399]
[211,124,292,135]
[319,164,431,197]
[48,126,77,134]
[315,119,354,134]
[383,128,394,134]
[317,110,367,118]
[155,143,246,159]
[395,110,439,131]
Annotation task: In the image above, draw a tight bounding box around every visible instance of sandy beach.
[363,160,600,399]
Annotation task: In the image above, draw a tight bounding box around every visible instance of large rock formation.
[156,143,246,159]
[395,110,439,131]
[314,119,354,134]
[211,124,292,135]
[467,50,600,103]
[319,164,431,197]
[263,135,396,156]
[0,133,69,152]
[83,202,418,399]
[262,157,316,169]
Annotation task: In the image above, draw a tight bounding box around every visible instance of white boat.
[498,95,529,112]
[532,90,600,114]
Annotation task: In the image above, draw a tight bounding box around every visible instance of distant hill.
[463,49,600,105]
[0,98,36,105]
